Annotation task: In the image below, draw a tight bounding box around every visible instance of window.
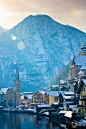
[37,94,41,96]
[54,97,58,101]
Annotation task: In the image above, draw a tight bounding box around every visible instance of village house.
[32,90,46,103]
[21,91,33,105]
[59,80,70,91]
[77,79,86,116]
[51,85,59,91]
[59,91,75,108]
[46,91,59,105]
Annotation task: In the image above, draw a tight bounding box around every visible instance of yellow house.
[47,91,59,104]
[77,79,86,116]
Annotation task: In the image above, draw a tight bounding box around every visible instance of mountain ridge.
[0,14,86,92]
[0,26,7,35]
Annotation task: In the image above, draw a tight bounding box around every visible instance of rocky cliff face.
[0,14,86,92]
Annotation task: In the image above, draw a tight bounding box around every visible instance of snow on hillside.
[0,14,86,92]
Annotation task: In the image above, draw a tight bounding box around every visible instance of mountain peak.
[0,14,86,92]
[0,26,7,34]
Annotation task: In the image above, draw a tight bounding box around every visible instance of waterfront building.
[14,63,21,106]
[59,91,75,107]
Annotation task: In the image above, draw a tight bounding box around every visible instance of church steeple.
[15,62,19,81]
[14,61,21,106]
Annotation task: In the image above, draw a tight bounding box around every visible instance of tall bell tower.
[14,62,21,106]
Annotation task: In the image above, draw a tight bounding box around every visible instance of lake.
[0,113,61,129]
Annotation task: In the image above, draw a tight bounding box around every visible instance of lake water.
[0,113,61,129]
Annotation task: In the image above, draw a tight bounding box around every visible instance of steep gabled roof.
[75,55,86,65]
[80,65,86,70]
[33,90,45,97]
[71,55,86,68]
[47,91,59,97]
[0,87,12,94]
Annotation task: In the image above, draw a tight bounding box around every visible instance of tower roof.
[79,42,86,55]
[15,62,19,81]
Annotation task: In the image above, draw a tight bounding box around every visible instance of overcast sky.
[0,0,86,32]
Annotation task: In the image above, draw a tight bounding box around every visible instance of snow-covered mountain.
[0,26,7,35]
[0,14,86,92]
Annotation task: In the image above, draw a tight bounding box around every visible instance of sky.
[0,0,86,32]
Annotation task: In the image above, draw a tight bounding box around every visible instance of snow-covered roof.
[60,80,64,84]
[52,103,59,105]
[66,101,74,104]
[64,91,74,95]
[78,71,84,75]
[23,91,33,95]
[59,111,68,114]
[60,91,74,100]
[39,91,46,95]
[33,90,46,96]
[52,85,59,88]
[0,88,11,94]
[82,79,86,85]
[21,94,33,100]
[75,55,86,65]
[80,65,86,70]
[37,104,51,108]
[64,111,73,118]
[69,105,77,111]
[47,91,59,97]
[64,96,74,99]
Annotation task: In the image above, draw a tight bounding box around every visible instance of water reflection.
[0,113,61,129]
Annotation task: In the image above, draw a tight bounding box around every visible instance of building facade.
[33,91,46,103]
[77,79,86,116]
[21,91,33,105]
[46,91,59,104]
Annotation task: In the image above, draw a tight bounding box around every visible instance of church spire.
[14,61,21,106]
[15,61,19,81]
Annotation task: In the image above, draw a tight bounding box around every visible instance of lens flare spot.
[17,41,26,50]
[11,34,17,40]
